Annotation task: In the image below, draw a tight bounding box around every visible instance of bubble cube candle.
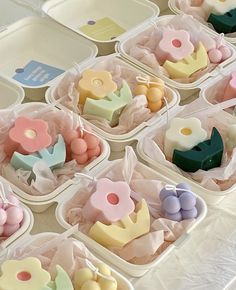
[160,183,197,221]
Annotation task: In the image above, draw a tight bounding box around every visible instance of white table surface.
[1,1,236,289]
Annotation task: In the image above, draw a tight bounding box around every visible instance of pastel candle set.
[134,78,164,112]
[163,42,208,79]
[173,127,224,172]
[164,117,208,158]
[77,69,117,105]
[157,28,194,63]
[83,80,133,126]
[160,183,197,222]
[0,257,74,290]
[4,116,52,157]
[74,263,117,290]
[202,0,236,16]
[89,199,150,248]
[0,193,24,238]
[10,134,66,172]
[208,9,236,34]
[82,178,135,224]
[222,71,236,102]
[64,127,101,165]
[226,124,236,151]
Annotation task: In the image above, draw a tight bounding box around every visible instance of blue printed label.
[13,60,65,87]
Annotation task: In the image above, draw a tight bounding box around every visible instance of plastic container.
[137,109,236,206]
[117,15,236,101]
[1,232,134,290]
[46,53,181,152]
[0,74,24,109]
[168,0,236,46]
[42,0,159,55]
[0,201,34,250]
[55,159,207,277]
[150,0,170,13]
[0,16,98,101]
[1,102,110,213]
[200,63,236,116]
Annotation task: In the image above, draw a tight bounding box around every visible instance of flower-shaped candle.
[202,0,236,16]
[5,116,52,157]
[0,257,51,290]
[82,178,135,224]
[164,117,207,158]
[77,69,117,105]
[157,28,194,63]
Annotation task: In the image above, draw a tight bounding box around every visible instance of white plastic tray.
[0,16,98,100]
[137,109,236,206]
[55,159,207,277]
[1,232,134,290]
[42,0,159,55]
[1,102,110,213]
[0,74,24,109]
[200,62,236,116]
[168,0,236,45]
[46,53,181,152]
[117,15,236,100]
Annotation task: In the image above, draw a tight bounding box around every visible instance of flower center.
[107,193,119,205]
[24,129,37,139]
[181,128,192,135]
[92,78,103,87]
[17,271,31,281]
[172,39,182,48]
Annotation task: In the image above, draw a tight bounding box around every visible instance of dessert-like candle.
[89,199,150,248]
[0,257,51,290]
[82,178,135,224]
[10,135,66,172]
[65,127,101,165]
[208,9,236,34]
[173,127,224,172]
[160,183,197,221]
[202,0,236,16]
[74,263,117,290]
[0,191,24,238]
[83,80,133,126]
[157,28,194,62]
[77,69,117,105]
[134,77,165,112]
[164,117,207,158]
[5,116,52,157]
[163,42,208,79]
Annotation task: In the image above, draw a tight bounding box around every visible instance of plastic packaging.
[55,158,207,277]
[46,54,180,152]
[0,103,110,213]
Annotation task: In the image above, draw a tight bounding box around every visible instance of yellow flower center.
[181,128,192,136]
